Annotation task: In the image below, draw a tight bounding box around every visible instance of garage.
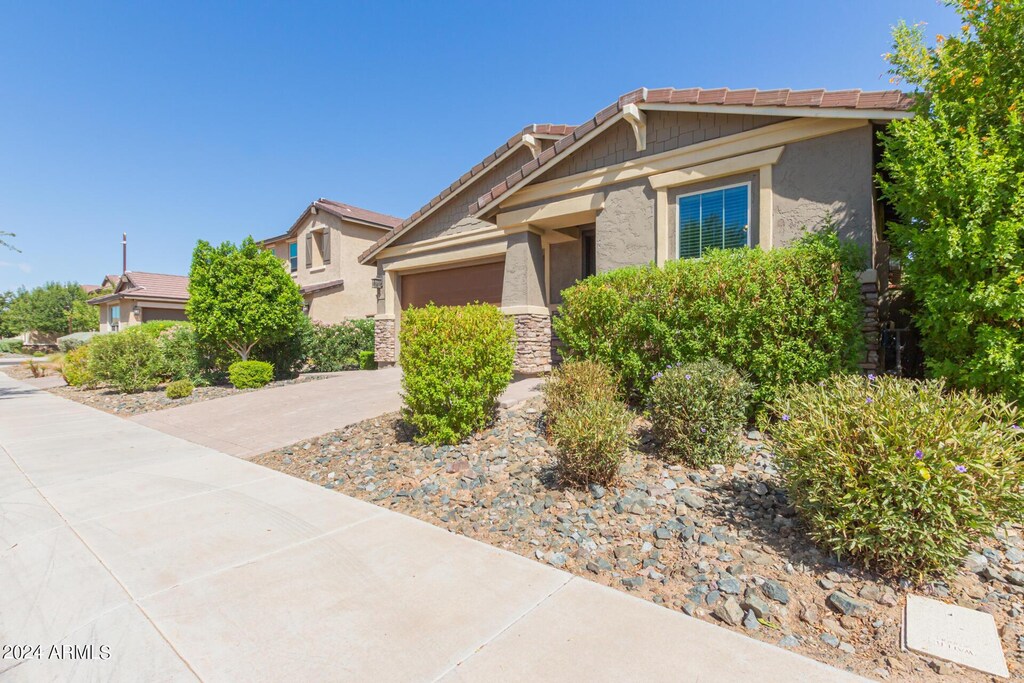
[141,307,188,323]
[401,260,504,309]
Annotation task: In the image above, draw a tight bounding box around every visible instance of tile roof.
[90,271,189,304]
[261,199,403,244]
[357,123,576,263]
[469,87,914,214]
[300,278,345,295]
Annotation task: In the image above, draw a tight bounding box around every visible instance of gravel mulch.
[1,363,324,416]
[253,397,1024,681]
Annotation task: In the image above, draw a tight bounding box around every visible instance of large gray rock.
[827,591,872,617]
[713,597,744,626]
[761,579,790,605]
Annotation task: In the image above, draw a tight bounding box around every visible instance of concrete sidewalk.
[131,368,541,459]
[0,374,863,682]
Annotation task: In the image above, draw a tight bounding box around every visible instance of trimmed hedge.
[165,379,195,399]
[553,232,864,409]
[228,360,274,389]
[771,374,1024,578]
[400,303,515,445]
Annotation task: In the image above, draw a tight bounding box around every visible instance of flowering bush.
[545,360,632,486]
[650,359,753,468]
[400,303,515,445]
[302,319,375,372]
[770,374,1024,578]
[553,231,863,409]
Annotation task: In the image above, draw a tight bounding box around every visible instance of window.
[110,305,120,331]
[288,242,298,272]
[678,183,750,259]
[582,229,596,278]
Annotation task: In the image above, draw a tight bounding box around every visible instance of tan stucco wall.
[98,298,187,332]
[501,231,546,309]
[266,212,384,323]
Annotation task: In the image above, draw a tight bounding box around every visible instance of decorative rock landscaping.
[253,397,1024,681]
[1,364,323,416]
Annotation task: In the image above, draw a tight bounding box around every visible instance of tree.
[879,1,1024,401]
[186,237,304,360]
[3,282,98,335]
[0,289,17,337]
[0,231,17,252]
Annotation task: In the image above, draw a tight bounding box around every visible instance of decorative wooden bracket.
[622,103,647,152]
[522,133,542,159]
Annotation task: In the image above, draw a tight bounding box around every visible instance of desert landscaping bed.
[1,363,323,416]
[254,397,1024,681]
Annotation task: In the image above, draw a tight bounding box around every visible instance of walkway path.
[0,374,863,681]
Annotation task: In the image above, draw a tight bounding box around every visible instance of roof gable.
[262,198,402,244]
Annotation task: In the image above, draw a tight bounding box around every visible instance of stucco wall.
[772,125,875,258]
[267,212,385,323]
[595,182,656,272]
[501,231,545,309]
[548,233,583,306]
[538,111,788,183]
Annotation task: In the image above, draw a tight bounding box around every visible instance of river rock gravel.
[253,397,1024,681]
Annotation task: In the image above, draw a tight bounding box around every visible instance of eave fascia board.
[639,102,914,120]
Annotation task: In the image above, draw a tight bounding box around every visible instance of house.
[89,271,189,332]
[260,198,401,323]
[360,89,913,375]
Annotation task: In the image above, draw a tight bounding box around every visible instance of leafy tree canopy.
[3,282,98,335]
[879,0,1024,400]
[186,236,304,360]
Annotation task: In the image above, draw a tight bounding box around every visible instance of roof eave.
[639,102,914,120]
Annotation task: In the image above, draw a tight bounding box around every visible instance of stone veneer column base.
[511,312,552,376]
[374,318,396,366]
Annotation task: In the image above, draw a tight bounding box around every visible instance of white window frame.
[676,181,752,259]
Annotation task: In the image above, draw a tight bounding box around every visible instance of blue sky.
[0,0,959,290]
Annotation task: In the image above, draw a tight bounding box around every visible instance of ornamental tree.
[3,282,98,335]
[186,237,304,360]
[879,1,1024,401]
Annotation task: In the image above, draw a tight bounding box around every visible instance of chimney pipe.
[122,232,127,274]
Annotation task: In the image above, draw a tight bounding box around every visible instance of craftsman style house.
[261,198,401,323]
[360,88,912,374]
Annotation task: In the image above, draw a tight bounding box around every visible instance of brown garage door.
[141,307,188,323]
[401,260,504,310]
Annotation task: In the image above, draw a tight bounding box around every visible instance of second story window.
[289,242,298,272]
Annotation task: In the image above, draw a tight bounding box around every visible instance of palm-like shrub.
[770,374,1024,578]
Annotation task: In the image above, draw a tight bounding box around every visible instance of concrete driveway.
[130,368,405,458]
[0,373,863,682]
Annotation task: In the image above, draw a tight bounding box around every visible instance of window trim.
[676,181,752,259]
[288,241,298,272]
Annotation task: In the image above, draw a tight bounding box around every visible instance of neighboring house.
[261,198,401,323]
[360,89,913,374]
[89,271,189,332]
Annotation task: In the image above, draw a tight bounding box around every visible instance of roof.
[261,198,403,244]
[300,278,345,295]
[88,271,189,305]
[357,123,576,264]
[469,87,914,215]
[80,284,101,294]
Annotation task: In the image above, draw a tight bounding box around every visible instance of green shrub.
[400,303,515,445]
[770,374,1024,578]
[553,231,864,409]
[650,359,754,468]
[157,324,204,383]
[549,392,633,487]
[61,345,96,387]
[165,379,194,399]
[358,349,376,370]
[251,314,311,380]
[543,360,618,433]
[57,331,100,352]
[132,320,180,339]
[0,337,24,354]
[302,319,375,372]
[228,360,274,389]
[88,330,163,393]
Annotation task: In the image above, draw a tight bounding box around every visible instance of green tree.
[0,231,17,252]
[0,289,17,337]
[186,237,304,360]
[879,1,1024,401]
[3,282,98,335]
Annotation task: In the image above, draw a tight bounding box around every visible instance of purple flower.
[955,464,967,473]
[781,414,790,422]
[700,427,707,433]
[1013,424,1022,431]
[914,449,924,460]
[652,372,663,381]
[868,373,876,381]
[865,397,874,404]
[684,374,692,380]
